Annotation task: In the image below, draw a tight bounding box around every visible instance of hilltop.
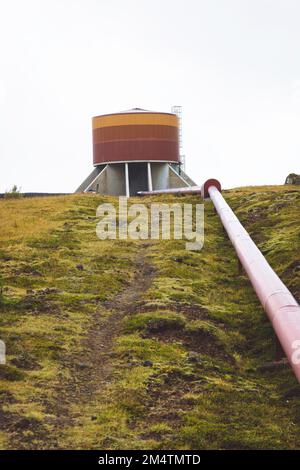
[0,186,300,450]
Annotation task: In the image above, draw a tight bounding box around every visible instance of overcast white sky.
[0,0,299,192]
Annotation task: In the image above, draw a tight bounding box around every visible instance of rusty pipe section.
[138,186,202,196]
[202,179,300,382]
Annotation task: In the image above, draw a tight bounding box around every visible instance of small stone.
[106,351,117,357]
[187,352,200,363]
[77,362,89,370]
[143,360,153,367]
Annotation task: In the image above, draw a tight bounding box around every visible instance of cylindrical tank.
[92,108,179,165]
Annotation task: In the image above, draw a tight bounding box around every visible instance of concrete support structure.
[76,162,196,196]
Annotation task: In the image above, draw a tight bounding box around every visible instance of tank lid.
[119,108,149,113]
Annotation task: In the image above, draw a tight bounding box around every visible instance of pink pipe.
[203,179,300,382]
[138,186,202,196]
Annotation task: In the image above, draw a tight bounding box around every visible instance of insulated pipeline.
[138,186,202,196]
[203,180,300,383]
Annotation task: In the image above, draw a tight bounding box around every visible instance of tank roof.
[119,108,149,113]
[93,108,176,119]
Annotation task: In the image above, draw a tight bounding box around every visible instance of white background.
[0,0,299,192]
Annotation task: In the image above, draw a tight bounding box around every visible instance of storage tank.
[92,108,179,165]
[76,108,196,196]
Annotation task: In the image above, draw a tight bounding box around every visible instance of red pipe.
[202,179,300,382]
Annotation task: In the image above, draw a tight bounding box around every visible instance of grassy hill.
[0,186,300,450]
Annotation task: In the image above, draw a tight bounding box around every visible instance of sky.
[0,0,299,192]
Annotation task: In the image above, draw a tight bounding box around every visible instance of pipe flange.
[201,179,222,199]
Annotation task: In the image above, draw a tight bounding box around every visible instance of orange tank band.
[92,113,178,129]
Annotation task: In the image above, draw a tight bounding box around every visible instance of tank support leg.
[125,163,130,197]
[147,162,153,192]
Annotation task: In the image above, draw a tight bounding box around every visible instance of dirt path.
[64,251,155,407]
[24,249,156,449]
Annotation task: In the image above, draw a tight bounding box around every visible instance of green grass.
[0,186,300,449]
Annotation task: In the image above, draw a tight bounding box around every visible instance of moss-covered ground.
[0,186,299,449]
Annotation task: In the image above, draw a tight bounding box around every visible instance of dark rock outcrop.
[285,173,300,185]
